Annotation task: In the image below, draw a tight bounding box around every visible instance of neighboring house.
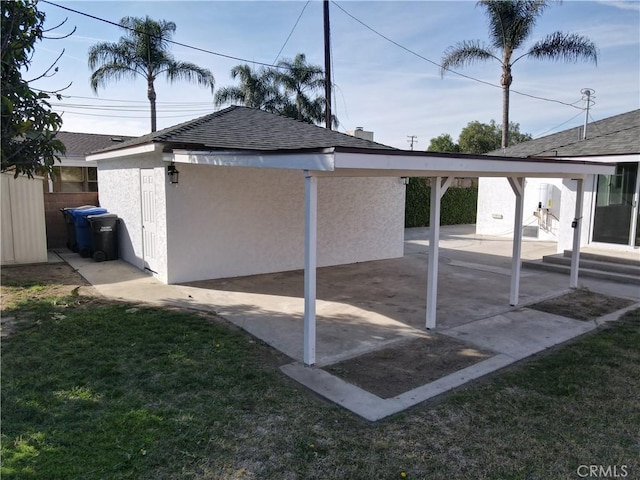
[477,109,640,251]
[45,131,132,248]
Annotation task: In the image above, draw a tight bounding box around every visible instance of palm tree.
[88,16,215,132]
[214,64,287,114]
[272,53,327,125]
[441,0,598,148]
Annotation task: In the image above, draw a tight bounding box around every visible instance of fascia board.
[170,150,335,171]
[86,143,163,162]
[332,152,616,177]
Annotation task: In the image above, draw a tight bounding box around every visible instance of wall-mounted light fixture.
[167,163,180,184]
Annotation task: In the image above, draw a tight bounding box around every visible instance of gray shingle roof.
[93,106,396,154]
[489,109,639,157]
[56,131,134,157]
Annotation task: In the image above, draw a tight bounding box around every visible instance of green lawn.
[2,281,639,479]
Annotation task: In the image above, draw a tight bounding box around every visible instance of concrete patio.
[58,225,640,420]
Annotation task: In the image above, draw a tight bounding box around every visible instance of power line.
[56,93,216,105]
[533,111,584,138]
[58,110,211,120]
[331,0,584,111]
[273,0,310,64]
[41,0,316,72]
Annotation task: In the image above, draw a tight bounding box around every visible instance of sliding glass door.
[592,162,639,247]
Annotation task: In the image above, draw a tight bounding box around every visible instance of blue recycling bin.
[60,205,96,252]
[69,207,108,257]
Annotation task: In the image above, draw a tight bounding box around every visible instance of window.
[50,167,98,192]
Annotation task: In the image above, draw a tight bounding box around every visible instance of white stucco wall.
[476,177,563,241]
[164,164,405,283]
[97,155,169,282]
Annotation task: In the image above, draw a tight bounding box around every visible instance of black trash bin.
[60,205,96,252]
[86,214,119,262]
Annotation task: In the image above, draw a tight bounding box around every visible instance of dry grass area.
[325,335,492,398]
[528,287,635,320]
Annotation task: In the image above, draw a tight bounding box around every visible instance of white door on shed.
[140,169,158,273]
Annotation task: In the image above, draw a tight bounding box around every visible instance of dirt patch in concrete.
[527,288,634,321]
[324,335,493,399]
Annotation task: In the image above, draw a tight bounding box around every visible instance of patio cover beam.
[303,170,318,366]
[426,176,453,329]
[507,177,525,306]
[570,178,584,288]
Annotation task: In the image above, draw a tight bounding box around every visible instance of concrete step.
[523,259,640,285]
[543,254,640,276]
[563,249,640,267]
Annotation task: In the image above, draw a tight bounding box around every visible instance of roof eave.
[86,142,163,161]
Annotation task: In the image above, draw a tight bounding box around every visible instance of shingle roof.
[93,106,396,154]
[489,109,639,157]
[56,131,134,157]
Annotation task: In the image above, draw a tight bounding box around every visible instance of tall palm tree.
[214,64,287,114]
[273,53,326,124]
[441,0,598,148]
[88,16,215,132]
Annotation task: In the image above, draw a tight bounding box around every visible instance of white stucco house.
[86,105,614,365]
[477,109,640,252]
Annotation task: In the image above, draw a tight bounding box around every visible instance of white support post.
[303,171,318,366]
[570,178,584,288]
[507,177,525,306]
[426,177,451,329]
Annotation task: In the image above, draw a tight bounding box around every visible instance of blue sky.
[30,0,640,149]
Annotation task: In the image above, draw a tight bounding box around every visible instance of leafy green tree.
[88,16,215,132]
[427,134,461,153]
[1,0,66,177]
[458,120,531,154]
[428,121,531,155]
[441,0,597,148]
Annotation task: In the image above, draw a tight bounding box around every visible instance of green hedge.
[405,178,478,227]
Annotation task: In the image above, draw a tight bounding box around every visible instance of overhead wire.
[42,0,315,72]
[330,0,585,111]
[273,0,310,64]
[42,0,593,135]
[533,111,584,138]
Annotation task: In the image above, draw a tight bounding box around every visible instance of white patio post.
[507,177,525,306]
[426,176,453,329]
[303,170,318,366]
[570,178,584,288]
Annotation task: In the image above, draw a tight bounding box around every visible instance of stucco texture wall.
[165,165,405,283]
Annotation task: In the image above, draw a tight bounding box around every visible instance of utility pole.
[407,135,418,150]
[580,88,595,140]
[323,0,332,130]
